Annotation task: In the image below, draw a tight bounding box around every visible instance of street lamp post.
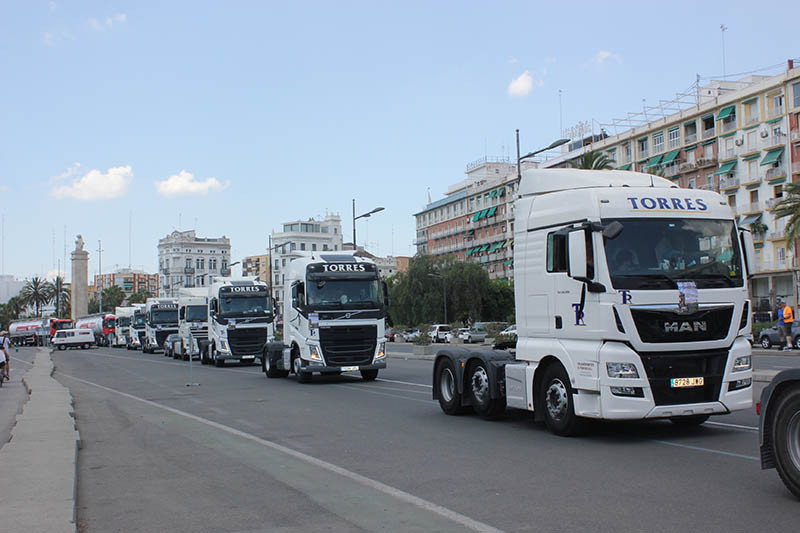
[98,240,103,313]
[429,271,447,324]
[352,199,385,250]
[515,131,571,180]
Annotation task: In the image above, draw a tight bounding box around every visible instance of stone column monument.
[71,235,89,319]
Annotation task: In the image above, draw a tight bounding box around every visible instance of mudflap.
[432,346,514,407]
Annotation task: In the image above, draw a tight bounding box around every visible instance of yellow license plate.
[670,377,704,388]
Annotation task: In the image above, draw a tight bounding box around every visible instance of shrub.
[753,320,776,340]
[493,332,517,350]
[413,332,432,346]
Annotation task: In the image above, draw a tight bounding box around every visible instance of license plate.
[670,377,704,388]
[341,366,359,372]
[242,355,255,360]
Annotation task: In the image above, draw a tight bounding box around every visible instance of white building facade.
[157,230,231,297]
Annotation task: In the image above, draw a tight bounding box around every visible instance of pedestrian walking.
[0,330,10,382]
[781,301,795,351]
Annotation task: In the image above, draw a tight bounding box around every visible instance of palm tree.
[569,151,615,170]
[772,181,800,249]
[6,295,26,319]
[21,276,52,316]
[48,276,71,318]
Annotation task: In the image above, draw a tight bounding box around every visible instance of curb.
[0,348,80,532]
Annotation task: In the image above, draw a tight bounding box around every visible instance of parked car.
[384,328,396,342]
[758,369,800,499]
[429,324,451,343]
[499,325,516,336]
[52,328,95,350]
[163,334,182,358]
[458,327,487,344]
[758,322,800,349]
[399,329,421,342]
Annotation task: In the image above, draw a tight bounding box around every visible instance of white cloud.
[154,170,229,197]
[49,162,81,185]
[507,70,544,97]
[50,165,133,200]
[590,50,622,66]
[46,268,66,280]
[42,32,54,45]
[89,13,127,31]
[507,56,518,64]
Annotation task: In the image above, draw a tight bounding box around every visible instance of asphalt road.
[45,345,800,532]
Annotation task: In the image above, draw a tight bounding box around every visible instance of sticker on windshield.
[309,313,319,329]
[677,281,698,314]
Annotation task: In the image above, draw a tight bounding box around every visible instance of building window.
[688,178,696,189]
[290,242,296,251]
[685,121,697,142]
[775,184,783,198]
[323,244,328,251]
[747,130,758,152]
[703,144,713,159]
[653,131,664,153]
[778,247,787,265]
[728,195,736,208]
[300,243,306,251]
[744,99,759,124]
[748,159,759,178]
[638,137,649,158]
[793,82,800,108]
[312,243,317,251]
[668,128,680,149]
[623,143,631,162]
[185,258,192,268]
[687,150,696,164]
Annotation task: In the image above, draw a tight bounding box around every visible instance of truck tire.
[771,387,800,499]
[201,346,209,364]
[468,361,506,420]
[214,346,224,367]
[83,343,89,350]
[670,415,710,426]
[360,369,378,381]
[761,336,772,349]
[58,345,65,351]
[540,363,586,436]
[435,358,468,415]
[293,354,312,383]
[265,356,289,378]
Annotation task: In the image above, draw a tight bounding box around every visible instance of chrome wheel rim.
[266,357,271,371]
[440,367,455,403]
[293,356,301,374]
[471,366,490,405]
[546,379,569,421]
[788,411,800,472]
[762,338,770,349]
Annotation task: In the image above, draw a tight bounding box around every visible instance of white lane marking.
[705,421,758,432]
[377,377,432,389]
[356,384,430,395]
[11,356,33,366]
[58,349,259,375]
[58,371,502,533]
[649,439,759,461]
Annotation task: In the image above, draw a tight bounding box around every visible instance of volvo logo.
[663,321,707,333]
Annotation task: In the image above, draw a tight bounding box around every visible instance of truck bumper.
[297,361,387,374]
[217,353,261,364]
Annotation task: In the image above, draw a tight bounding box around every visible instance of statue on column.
[75,234,85,252]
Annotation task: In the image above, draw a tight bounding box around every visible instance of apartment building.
[270,214,344,303]
[91,268,159,300]
[157,230,231,297]
[414,158,530,280]
[543,60,800,312]
[241,254,270,282]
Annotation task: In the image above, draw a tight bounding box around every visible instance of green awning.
[504,260,513,266]
[742,97,758,105]
[479,244,490,252]
[488,190,497,198]
[768,178,786,185]
[721,131,737,138]
[465,249,473,256]
[684,120,696,126]
[742,154,760,161]
[701,113,714,120]
[618,163,632,170]
[746,183,761,190]
[498,188,506,196]
[488,242,502,252]
[472,211,482,222]
[668,125,679,132]
[715,161,737,175]
[684,144,697,151]
[645,155,663,168]
[702,139,716,146]
[661,149,680,165]
[744,124,760,130]
[766,117,783,124]
[717,105,735,120]
[488,206,498,217]
[740,214,762,226]
[761,147,785,166]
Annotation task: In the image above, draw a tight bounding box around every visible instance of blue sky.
[1,1,797,281]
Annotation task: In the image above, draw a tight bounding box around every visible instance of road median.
[0,348,80,532]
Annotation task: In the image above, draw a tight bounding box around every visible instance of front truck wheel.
[293,353,312,383]
[540,363,586,436]
[435,358,468,415]
[772,388,800,499]
[360,369,378,381]
[265,354,289,378]
[468,361,506,420]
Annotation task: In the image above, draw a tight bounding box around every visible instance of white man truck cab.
[433,169,754,436]
[177,288,208,361]
[143,298,178,353]
[264,253,389,383]
[112,306,135,347]
[205,277,273,367]
[127,304,146,350]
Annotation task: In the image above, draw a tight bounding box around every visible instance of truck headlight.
[375,342,386,360]
[606,362,639,378]
[733,355,751,372]
[309,345,323,362]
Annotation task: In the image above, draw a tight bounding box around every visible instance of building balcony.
[751,259,794,273]
[766,166,787,181]
[741,176,761,187]
[663,164,681,177]
[740,203,762,215]
[721,148,737,160]
[697,157,717,168]
[719,177,740,190]
[745,115,761,126]
[766,197,783,209]
[184,267,195,274]
[685,133,697,144]
[702,127,716,139]
[679,161,697,172]
[767,105,785,119]
[762,133,787,149]
[698,184,715,191]
[720,120,737,133]
[791,130,800,142]
[792,161,800,174]
[767,229,787,241]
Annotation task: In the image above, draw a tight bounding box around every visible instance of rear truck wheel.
[265,354,289,378]
[468,361,506,420]
[201,346,209,364]
[58,345,65,351]
[771,388,800,499]
[435,358,468,415]
[360,369,378,381]
[214,346,224,367]
[794,336,800,350]
[83,343,89,350]
[670,415,710,426]
[541,363,586,436]
[761,336,772,349]
[293,353,312,383]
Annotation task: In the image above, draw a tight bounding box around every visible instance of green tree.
[482,279,515,322]
[88,297,99,314]
[101,285,126,311]
[128,290,152,304]
[21,276,52,316]
[773,181,800,249]
[569,151,615,170]
[48,276,71,318]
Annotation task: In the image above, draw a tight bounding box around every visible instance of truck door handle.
[555,316,562,329]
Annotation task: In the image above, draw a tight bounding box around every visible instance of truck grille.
[137,330,145,343]
[639,349,726,406]
[190,329,208,340]
[155,330,175,347]
[228,327,267,356]
[631,306,733,343]
[319,325,377,366]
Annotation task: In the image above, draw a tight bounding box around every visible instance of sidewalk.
[0,348,80,532]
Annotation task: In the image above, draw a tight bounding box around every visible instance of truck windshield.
[220,296,270,317]
[133,314,146,327]
[186,305,207,322]
[118,317,131,327]
[53,321,70,331]
[150,309,178,325]
[103,318,116,329]
[307,278,382,308]
[603,218,744,290]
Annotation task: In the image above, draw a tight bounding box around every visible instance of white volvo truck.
[177,288,209,361]
[205,277,273,367]
[432,169,754,436]
[143,298,178,353]
[127,304,146,350]
[112,306,136,347]
[263,252,389,383]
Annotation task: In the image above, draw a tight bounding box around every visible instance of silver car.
[459,327,487,344]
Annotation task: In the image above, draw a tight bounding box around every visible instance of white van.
[52,329,95,350]
[429,324,451,343]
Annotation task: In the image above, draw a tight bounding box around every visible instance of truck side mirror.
[210,298,218,315]
[179,308,185,320]
[382,280,390,308]
[568,230,587,279]
[740,229,755,279]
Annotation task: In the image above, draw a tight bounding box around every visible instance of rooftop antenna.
[128,210,132,269]
[720,24,728,80]
[559,89,564,138]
